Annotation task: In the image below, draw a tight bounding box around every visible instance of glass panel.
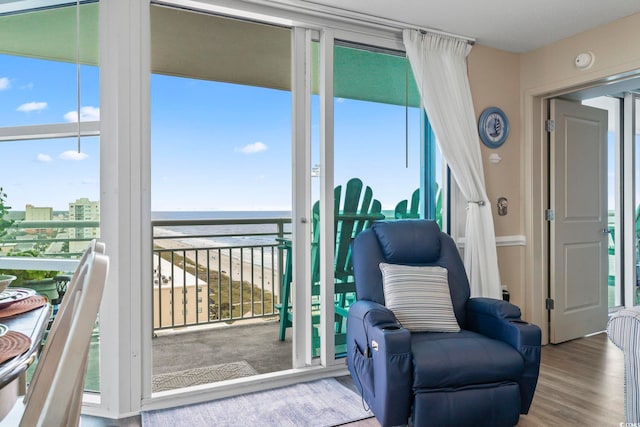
[150,7,292,390]
[428,119,446,229]
[0,136,100,391]
[0,1,100,393]
[582,96,620,308]
[310,40,321,357]
[0,2,99,126]
[330,43,423,358]
[635,96,640,305]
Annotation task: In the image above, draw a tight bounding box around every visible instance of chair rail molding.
[456,235,526,248]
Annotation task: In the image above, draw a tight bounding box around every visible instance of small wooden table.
[0,304,51,419]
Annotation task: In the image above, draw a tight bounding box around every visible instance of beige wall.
[463,12,640,335]
[517,12,640,340]
[466,45,524,307]
[468,45,522,236]
[521,13,640,94]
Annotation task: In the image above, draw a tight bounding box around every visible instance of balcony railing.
[152,217,291,331]
[0,220,100,274]
[0,217,293,334]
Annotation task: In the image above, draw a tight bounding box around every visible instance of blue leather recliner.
[347,220,541,427]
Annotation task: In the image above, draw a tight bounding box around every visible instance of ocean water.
[152,211,291,221]
[152,209,395,249]
[151,211,293,256]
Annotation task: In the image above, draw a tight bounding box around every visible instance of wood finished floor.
[82,332,624,426]
[342,332,625,427]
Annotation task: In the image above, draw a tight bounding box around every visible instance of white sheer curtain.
[403,29,501,299]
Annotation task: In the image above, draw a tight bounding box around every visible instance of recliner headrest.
[372,220,441,264]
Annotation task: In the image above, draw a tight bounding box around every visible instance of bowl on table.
[0,275,17,294]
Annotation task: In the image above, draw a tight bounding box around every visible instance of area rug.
[142,378,373,426]
[152,360,258,392]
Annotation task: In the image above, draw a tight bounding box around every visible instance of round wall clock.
[478,106,509,149]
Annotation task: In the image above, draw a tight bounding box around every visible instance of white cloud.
[64,106,100,122]
[17,101,47,113]
[37,153,53,162]
[238,141,268,154]
[59,150,89,161]
[0,77,10,91]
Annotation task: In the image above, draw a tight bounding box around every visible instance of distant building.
[24,204,53,234]
[68,198,100,253]
[25,204,52,221]
[153,255,207,328]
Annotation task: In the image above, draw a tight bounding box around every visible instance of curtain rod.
[242,0,476,44]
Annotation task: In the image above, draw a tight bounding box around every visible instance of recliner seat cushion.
[411,330,524,389]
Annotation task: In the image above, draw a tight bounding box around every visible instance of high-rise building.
[69,198,100,253]
[24,204,53,234]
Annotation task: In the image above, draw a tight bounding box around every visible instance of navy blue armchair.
[347,220,541,427]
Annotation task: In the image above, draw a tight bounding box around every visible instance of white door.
[549,98,608,344]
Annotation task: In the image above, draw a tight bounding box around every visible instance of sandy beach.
[153,237,281,298]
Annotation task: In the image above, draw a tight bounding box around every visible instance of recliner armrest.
[348,300,399,329]
[467,297,521,320]
[465,297,541,414]
[466,297,539,348]
[347,300,412,427]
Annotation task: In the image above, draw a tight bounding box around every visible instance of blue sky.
[151,74,423,211]
[0,55,100,212]
[3,53,639,215]
[2,53,423,212]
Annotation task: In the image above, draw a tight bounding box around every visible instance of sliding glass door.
[584,93,640,309]
[145,0,447,398]
[308,38,444,360]
[632,93,640,305]
[149,6,293,390]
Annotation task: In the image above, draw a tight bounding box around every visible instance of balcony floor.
[152,318,293,379]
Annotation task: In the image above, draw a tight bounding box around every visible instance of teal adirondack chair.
[394,188,420,219]
[393,184,443,228]
[277,178,385,356]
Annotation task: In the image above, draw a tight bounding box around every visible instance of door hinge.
[545,209,555,221]
[545,119,555,132]
[546,298,555,310]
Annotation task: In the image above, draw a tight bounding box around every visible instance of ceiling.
[290,0,640,53]
[3,1,639,100]
[4,1,639,55]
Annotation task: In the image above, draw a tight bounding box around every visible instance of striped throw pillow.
[379,263,460,332]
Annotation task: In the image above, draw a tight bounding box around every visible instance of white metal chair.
[11,240,109,427]
[23,240,104,407]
